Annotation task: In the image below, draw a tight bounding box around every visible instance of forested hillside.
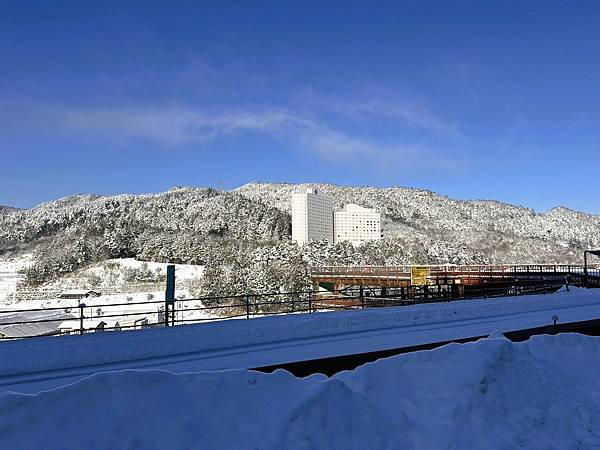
[1,182,599,298]
[237,182,600,265]
[0,206,18,214]
[0,188,290,288]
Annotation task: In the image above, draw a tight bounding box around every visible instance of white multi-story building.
[291,189,334,246]
[334,204,381,246]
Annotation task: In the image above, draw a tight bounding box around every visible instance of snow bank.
[0,287,599,380]
[1,333,599,449]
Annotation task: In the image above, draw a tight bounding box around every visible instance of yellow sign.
[411,266,430,285]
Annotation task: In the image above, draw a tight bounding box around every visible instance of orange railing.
[312,264,597,285]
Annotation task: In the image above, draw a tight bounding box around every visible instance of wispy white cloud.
[61,107,300,145]
[291,88,460,136]
[326,101,460,136]
[56,98,463,171]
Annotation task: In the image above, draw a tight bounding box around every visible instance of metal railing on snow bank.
[0,280,570,340]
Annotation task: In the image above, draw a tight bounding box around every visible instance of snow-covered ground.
[1,332,599,449]
[23,257,204,295]
[1,286,599,395]
[84,257,204,284]
[2,257,204,304]
[0,287,212,337]
[1,289,210,329]
[0,254,33,303]
[0,257,209,333]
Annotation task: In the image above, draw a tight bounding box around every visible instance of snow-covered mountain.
[236,182,600,248]
[1,182,599,296]
[0,188,289,287]
[236,182,599,263]
[0,205,17,214]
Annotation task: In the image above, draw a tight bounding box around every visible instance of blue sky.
[1,1,599,212]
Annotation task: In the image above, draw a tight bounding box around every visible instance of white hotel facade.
[334,203,382,246]
[291,189,381,246]
[291,189,334,246]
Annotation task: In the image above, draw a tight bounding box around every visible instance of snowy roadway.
[1,287,599,394]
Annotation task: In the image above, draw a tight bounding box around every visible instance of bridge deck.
[312,264,600,289]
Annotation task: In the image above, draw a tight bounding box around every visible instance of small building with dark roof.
[58,290,102,300]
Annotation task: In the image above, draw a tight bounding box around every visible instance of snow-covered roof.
[0,322,62,338]
[59,289,101,296]
[0,312,74,338]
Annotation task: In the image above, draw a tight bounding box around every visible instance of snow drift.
[1,286,600,396]
[1,333,599,449]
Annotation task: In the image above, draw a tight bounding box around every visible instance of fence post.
[165,264,175,327]
[164,299,169,327]
[79,302,86,336]
[584,251,589,288]
[360,286,365,309]
[246,295,250,319]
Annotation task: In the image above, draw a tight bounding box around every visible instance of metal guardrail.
[313,264,599,274]
[312,264,600,286]
[0,290,316,340]
[0,278,574,340]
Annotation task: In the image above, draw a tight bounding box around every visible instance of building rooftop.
[339,204,377,213]
[58,290,102,298]
[0,313,74,338]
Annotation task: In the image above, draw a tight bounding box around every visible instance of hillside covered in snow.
[0,188,289,290]
[237,182,600,262]
[1,182,599,299]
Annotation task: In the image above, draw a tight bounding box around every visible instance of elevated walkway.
[312,264,600,288]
